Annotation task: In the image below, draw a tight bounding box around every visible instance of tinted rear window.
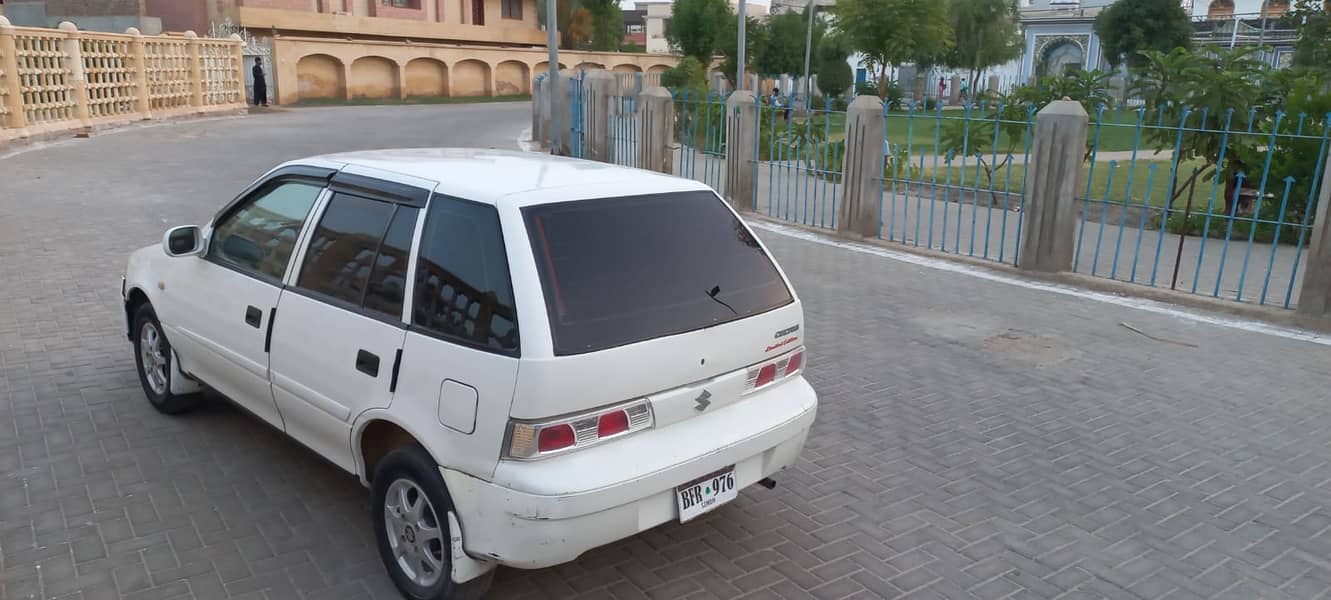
[524,191,793,355]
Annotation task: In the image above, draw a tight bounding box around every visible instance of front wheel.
[132,304,201,415]
[372,445,493,600]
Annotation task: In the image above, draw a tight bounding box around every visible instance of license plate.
[676,467,737,522]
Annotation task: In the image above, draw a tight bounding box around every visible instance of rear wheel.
[132,304,200,415]
[372,445,493,600]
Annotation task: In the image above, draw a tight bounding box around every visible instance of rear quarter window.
[524,190,793,355]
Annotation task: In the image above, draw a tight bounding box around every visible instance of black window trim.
[288,189,422,328]
[405,192,521,358]
[329,171,430,208]
[202,165,336,287]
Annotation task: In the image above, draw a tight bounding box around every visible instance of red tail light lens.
[785,351,803,375]
[506,399,654,460]
[598,410,630,437]
[755,364,778,388]
[537,424,576,453]
[745,347,804,393]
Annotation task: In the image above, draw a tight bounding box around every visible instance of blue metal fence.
[757,96,844,230]
[879,101,1036,265]
[1072,105,1330,309]
[673,90,728,194]
[568,70,586,158]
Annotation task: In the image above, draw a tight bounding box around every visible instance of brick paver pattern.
[3,104,1331,600]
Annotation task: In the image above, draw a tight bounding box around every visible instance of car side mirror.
[163,225,204,257]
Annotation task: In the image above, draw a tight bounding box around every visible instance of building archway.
[1037,39,1085,77]
[612,64,643,73]
[453,59,492,96]
[1261,0,1289,17]
[1208,0,1235,19]
[494,61,530,95]
[405,58,448,97]
[647,64,670,74]
[296,54,345,101]
[575,62,606,71]
[349,56,400,99]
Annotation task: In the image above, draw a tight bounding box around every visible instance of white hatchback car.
[122,149,817,599]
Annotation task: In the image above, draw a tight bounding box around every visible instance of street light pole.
[800,0,816,114]
[737,0,748,91]
[546,0,560,151]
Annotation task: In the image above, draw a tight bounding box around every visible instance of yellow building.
[148,1,678,104]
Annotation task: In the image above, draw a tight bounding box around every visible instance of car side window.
[207,181,323,280]
[297,192,420,320]
[412,196,519,353]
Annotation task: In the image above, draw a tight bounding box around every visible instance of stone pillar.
[1018,100,1089,272]
[0,17,27,131]
[1296,153,1331,321]
[838,94,885,238]
[57,22,91,127]
[583,70,615,163]
[949,74,961,105]
[549,68,578,156]
[637,86,673,174]
[531,75,542,146]
[125,27,151,118]
[184,31,204,110]
[228,34,246,107]
[724,90,758,209]
[988,74,1000,96]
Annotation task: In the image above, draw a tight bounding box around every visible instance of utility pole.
[737,0,748,91]
[801,0,815,114]
[547,0,560,152]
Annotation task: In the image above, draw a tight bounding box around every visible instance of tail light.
[745,347,804,393]
[505,399,653,460]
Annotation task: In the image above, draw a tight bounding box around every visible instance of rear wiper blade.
[706,285,738,316]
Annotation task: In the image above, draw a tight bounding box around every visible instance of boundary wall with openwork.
[0,17,246,145]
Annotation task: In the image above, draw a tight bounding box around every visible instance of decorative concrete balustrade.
[0,18,246,144]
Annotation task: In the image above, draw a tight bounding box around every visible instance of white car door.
[159,172,329,429]
[266,176,426,473]
[389,195,521,479]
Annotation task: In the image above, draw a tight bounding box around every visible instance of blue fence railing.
[543,72,1328,310]
[880,101,1036,265]
[1072,105,1330,309]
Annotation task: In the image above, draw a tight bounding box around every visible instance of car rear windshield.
[524,191,794,355]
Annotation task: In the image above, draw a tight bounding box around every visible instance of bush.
[817,56,853,98]
[661,56,706,91]
[881,81,904,110]
[855,80,878,97]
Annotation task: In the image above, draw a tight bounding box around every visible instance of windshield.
[524,191,794,355]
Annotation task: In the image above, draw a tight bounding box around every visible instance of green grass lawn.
[805,108,1150,154]
[906,157,1210,209]
[295,94,531,107]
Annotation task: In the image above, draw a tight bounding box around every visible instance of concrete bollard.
[583,71,616,163]
[838,94,885,238]
[949,74,961,106]
[988,74,1000,96]
[1018,100,1089,273]
[549,69,577,156]
[724,91,758,209]
[637,86,674,174]
[1296,153,1331,321]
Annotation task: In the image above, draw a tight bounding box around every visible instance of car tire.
[372,444,494,600]
[132,304,201,415]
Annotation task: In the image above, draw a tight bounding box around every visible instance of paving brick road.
[4,103,1331,600]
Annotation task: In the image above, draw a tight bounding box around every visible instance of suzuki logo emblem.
[694,390,712,412]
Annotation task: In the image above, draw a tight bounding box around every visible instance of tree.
[716,11,767,87]
[943,0,1022,94]
[832,0,953,99]
[816,31,853,97]
[816,55,852,97]
[666,0,729,63]
[622,41,646,53]
[1289,0,1331,71]
[1093,0,1192,69]
[581,0,624,51]
[536,0,593,49]
[757,9,821,76]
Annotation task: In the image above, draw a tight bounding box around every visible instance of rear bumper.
[440,377,817,569]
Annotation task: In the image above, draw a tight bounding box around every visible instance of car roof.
[298,148,712,206]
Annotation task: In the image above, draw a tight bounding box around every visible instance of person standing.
[936,77,946,105]
[252,58,268,107]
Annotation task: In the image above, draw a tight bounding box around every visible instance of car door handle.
[356,350,380,377]
[244,305,262,328]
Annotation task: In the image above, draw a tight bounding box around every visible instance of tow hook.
[757,477,777,490]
